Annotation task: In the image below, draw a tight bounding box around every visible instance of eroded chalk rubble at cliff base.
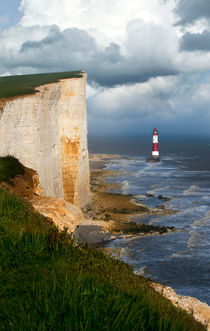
[151,282,210,330]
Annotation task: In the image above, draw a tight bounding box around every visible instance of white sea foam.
[187,231,204,248]
[134,266,147,276]
[183,185,200,196]
[162,156,173,160]
[146,190,156,195]
[161,172,173,177]
[202,195,210,200]
[135,194,146,198]
[135,163,156,177]
[193,210,210,227]
[178,205,206,217]
[149,217,163,225]
[168,250,190,259]
[121,180,130,194]
[120,247,130,257]
[147,186,171,195]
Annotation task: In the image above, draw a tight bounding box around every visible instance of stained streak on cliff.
[61,131,80,205]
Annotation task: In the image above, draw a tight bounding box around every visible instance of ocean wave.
[187,231,204,249]
[178,205,207,217]
[121,180,130,194]
[202,195,210,200]
[147,186,171,195]
[193,210,210,227]
[134,266,147,276]
[168,250,190,259]
[135,163,156,177]
[183,185,200,196]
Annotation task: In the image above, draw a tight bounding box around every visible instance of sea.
[89,135,210,305]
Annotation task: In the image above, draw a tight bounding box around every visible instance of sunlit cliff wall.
[0,73,91,209]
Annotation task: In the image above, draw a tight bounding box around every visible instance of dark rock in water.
[146,157,160,163]
[158,195,171,201]
[74,225,113,246]
[159,204,166,209]
[146,193,154,198]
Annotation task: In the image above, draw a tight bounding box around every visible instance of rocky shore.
[151,282,210,330]
[80,153,210,330]
[74,153,176,246]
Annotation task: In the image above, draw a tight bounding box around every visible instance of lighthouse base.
[146,156,160,163]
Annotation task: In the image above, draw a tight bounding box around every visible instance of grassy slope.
[0,71,82,98]
[0,157,206,330]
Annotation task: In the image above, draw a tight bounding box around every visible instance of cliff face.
[0,73,91,209]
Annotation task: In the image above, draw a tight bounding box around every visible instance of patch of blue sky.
[0,0,22,29]
[196,71,210,83]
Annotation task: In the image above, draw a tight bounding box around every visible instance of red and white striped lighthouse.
[152,128,160,161]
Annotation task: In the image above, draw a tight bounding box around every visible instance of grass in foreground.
[0,156,24,184]
[0,189,205,330]
[0,71,82,98]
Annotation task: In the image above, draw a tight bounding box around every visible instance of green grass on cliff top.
[0,71,83,98]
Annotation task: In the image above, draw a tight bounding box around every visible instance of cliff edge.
[0,72,91,210]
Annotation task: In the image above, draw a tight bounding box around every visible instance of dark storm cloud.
[180,30,210,52]
[87,73,210,136]
[175,0,210,25]
[3,24,177,87]
[20,25,97,54]
[21,26,63,51]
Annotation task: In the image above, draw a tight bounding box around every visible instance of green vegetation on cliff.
[110,221,175,235]
[0,156,24,183]
[0,71,82,98]
[0,189,205,329]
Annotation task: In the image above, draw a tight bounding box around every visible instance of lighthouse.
[147,128,160,162]
[152,128,160,161]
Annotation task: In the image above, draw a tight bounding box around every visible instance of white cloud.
[176,51,210,73]
[0,0,209,82]
[0,24,50,53]
[0,0,210,135]
[0,21,178,86]
[19,0,175,46]
[0,24,52,75]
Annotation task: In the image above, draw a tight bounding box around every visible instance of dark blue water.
[89,135,210,305]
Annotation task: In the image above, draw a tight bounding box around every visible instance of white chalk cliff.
[0,73,91,209]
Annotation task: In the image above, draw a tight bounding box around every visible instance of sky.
[1,0,210,136]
